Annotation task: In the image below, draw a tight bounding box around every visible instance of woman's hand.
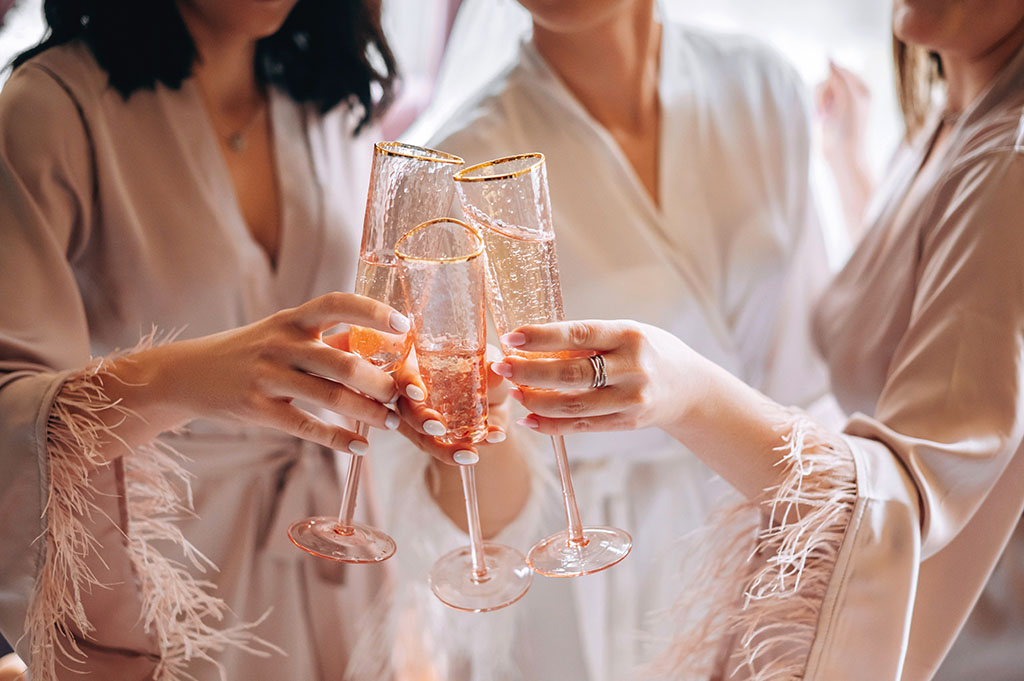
[815,60,875,237]
[394,344,529,538]
[490,320,697,436]
[493,319,790,501]
[390,344,511,465]
[815,60,871,169]
[106,292,409,455]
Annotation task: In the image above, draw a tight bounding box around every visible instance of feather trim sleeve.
[24,352,277,681]
[646,406,856,681]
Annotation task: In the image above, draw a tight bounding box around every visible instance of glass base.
[288,516,396,564]
[429,543,533,612]
[527,526,632,577]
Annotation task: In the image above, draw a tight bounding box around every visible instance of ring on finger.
[588,353,608,389]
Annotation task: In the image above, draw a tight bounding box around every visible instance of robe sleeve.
[0,63,273,680]
[0,62,104,667]
[656,150,1024,681]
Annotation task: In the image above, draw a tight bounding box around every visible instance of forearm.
[427,436,532,539]
[661,355,795,502]
[827,152,875,241]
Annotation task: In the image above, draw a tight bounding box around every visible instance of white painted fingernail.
[486,430,507,444]
[349,440,369,456]
[500,332,527,347]
[423,419,447,437]
[389,312,411,333]
[453,450,479,465]
[406,384,426,401]
[385,412,400,430]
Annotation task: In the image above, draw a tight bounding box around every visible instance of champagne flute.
[396,218,533,611]
[288,142,464,563]
[453,154,633,577]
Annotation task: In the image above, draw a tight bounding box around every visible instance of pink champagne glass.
[396,218,533,611]
[288,143,464,563]
[454,154,632,577]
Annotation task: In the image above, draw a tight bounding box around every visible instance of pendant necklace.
[221,95,267,153]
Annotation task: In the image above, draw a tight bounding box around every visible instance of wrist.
[105,344,194,435]
[662,352,715,446]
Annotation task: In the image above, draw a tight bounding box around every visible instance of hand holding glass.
[454,154,632,577]
[396,218,532,611]
[288,143,464,563]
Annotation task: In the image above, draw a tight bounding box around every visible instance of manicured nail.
[423,419,447,437]
[517,415,539,429]
[453,450,479,465]
[389,312,411,333]
[348,440,369,455]
[406,384,426,401]
[500,332,527,347]
[384,412,400,430]
[491,362,513,378]
[486,430,507,444]
[508,387,524,402]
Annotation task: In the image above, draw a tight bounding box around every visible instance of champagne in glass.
[288,143,464,564]
[397,218,532,612]
[349,255,412,371]
[454,154,633,578]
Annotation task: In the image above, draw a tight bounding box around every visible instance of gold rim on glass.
[374,141,464,165]
[452,153,545,183]
[394,218,485,263]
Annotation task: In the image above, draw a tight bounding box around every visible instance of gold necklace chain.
[208,92,267,153]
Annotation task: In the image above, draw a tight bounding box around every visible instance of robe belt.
[161,428,351,580]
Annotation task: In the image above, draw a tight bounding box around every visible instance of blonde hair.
[893,35,945,139]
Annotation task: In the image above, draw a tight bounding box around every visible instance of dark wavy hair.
[12,0,398,133]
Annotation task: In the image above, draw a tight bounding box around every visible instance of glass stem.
[551,435,586,545]
[337,421,372,530]
[460,464,489,581]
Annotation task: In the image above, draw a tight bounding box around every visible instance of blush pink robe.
[803,44,1024,681]
[0,41,392,680]
[652,40,1024,681]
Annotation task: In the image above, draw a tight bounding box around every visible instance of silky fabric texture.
[0,42,392,680]
[425,24,832,681]
[808,42,1024,681]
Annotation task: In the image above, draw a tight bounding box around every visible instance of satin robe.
[807,42,1024,681]
[0,42,391,680]
[417,23,833,681]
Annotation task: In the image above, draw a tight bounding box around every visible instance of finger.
[320,330,350,352]
[291,292,411,336]
[832,62,869,96]
[299,343,398,404]
[261,398,369,454]
[394,394,448,438]
[515,412,637,437]
[814,81,835,116]
[501,320,631,354]
[270,370,398,430]
[395,421,478,466]
[509,385,629,419]
[485,424,507,444]
[486,362,509,406]
[484,400,509,442]
[392,348,429,403]
[493,354,602,390]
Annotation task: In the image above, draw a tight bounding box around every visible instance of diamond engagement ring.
[588,353,608,389]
